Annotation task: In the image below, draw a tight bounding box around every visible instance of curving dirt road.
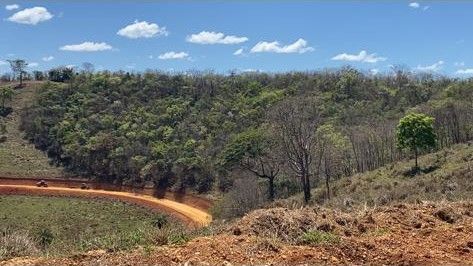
[0,183,212,228]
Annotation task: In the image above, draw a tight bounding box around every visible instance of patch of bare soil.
[2,201,473,265]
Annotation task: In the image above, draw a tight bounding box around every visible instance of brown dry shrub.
[231,207,355,244]
[0,229,39,260]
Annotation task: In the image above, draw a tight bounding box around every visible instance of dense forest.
[19,68,473,202]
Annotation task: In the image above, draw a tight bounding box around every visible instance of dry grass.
[278,143,473,210]
[229,200,473,246]
[0,229,39,260]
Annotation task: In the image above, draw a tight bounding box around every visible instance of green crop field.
[0,195,180,259]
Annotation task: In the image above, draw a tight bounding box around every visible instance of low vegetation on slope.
[19,69,473,203]
[307,142,473,209]
[0,83,63,177]
[0,195,185,260]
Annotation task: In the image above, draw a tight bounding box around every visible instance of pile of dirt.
[229,206,358,243]
[230,201,473,244]
[2,201,473,265]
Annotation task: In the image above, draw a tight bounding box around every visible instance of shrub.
[300,230,340,245]
[167,231,190,245]
[212,176,266,219]
[152,214,169,229]
[36,228,54,249]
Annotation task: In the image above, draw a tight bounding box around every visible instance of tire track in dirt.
[0,184,212,228]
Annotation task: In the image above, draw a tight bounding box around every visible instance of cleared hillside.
[0,83,63,178]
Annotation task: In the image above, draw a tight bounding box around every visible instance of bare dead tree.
[270,97,322,204]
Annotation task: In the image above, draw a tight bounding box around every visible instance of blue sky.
[1,1,473,76]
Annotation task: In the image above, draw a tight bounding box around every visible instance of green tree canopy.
[397,113,436,169]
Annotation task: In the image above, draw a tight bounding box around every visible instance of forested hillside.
[19,68,473,199]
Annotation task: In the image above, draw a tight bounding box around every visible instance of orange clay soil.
[2,201,472,266]
[0,184,211,228]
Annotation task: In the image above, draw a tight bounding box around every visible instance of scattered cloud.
[250,38,314,54]
[148,55,154,59]
[28,62,39,67]
[7,7,53,25]
[233,48,244,56]
[158,51,189,60]
[456,68,473,75]
[117,20,168,39]
[242,68,262,73]
[416,60,444,72]
[409,2,429,11]
[5,4,19,10]
[186,31,248,45]
[0,60,7,66]
[370,68,379,75]
[42,56,54,62]
[60,42,113,52]
[66,64,76,69]
[454,62,465,67]
[331,50,386,63]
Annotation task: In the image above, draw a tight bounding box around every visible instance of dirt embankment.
[4,201,473,265]
[0,177,212,211]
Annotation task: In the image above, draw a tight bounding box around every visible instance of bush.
[36,228,54,249]
[0,229,39,260]
[212,176,266,219]
[152,214,169,229]
[167,231,190,245]
[300,230,340,245]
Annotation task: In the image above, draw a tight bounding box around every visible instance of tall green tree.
[397,113,436,169]
[7,59,28,87]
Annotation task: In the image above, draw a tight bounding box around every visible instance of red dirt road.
[0,180,212,228]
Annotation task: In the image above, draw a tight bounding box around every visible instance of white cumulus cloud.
[28,62,39,67]
[331,50,386,63]
[158,51,189,60]
[409,2,420,8]
[186,31,248,45]
[456,68,473,75]
[42,56,54,62]
[60,42,113,52]
[416,61,444,72]
[250,38,314,54]
[233,48,244,56]
[5,4,19,10]
[0,60,8,66]
[7,7,53,25]
[117,20,168,39]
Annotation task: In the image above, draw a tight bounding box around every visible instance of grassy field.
[276,143,473,209]
[0,83,64,178]
[0,195,181,259]
[308,143,473,208]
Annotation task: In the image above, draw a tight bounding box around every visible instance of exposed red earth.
[2,201,473,266]
[0,177,212,228]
